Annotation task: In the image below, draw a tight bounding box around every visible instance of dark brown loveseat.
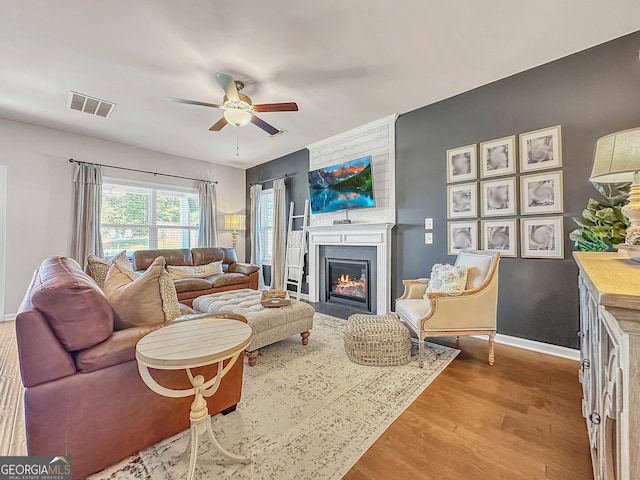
[132,247,260,306]
[16,256,246,480]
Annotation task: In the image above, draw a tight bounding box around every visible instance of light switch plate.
[425,232,433,244]
[425,218,433,230]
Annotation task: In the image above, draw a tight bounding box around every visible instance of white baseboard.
[2,313,16,322]
[472,333,580,362]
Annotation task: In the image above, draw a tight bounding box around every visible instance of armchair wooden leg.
[488,332,496,366]
[418,336,425,368]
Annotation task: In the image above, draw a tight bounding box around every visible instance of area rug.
[90,313,459,480]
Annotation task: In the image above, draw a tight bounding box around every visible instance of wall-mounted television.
[307,156,375,214]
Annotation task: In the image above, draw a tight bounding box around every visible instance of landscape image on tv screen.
[307,156,375,214]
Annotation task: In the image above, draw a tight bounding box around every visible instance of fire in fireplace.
[335,273,367,298]
[325,258,371,312]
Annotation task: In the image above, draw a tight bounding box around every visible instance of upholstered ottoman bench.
[344,314,412,366]
[193,289,315,366]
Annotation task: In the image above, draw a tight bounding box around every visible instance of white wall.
[306,114,397,226]
[0,118,246,315]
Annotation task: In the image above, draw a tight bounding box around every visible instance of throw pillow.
[30,256,114,351]
[178,303,196,316]
[86,251,130,288]
[103,255,181,330]
[167,260,223,280]
[424,264,468,298]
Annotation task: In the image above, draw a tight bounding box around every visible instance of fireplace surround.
[321,248,376,312]
[325,258,370,311]
[306,223,394,315]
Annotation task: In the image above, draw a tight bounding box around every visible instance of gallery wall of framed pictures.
[446,125,564,259]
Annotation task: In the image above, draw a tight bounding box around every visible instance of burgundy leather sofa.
[132,247,260,306]
[15,257,246,480]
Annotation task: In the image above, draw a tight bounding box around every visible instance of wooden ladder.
[284,200,309,300]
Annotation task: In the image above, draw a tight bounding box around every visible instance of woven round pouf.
[344,314,411,366]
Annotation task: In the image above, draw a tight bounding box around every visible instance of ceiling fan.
[167,72,298,136]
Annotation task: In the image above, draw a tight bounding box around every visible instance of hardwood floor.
[0,319,591,479]
[343,335,592,480]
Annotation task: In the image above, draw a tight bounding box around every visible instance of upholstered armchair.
[396,250,500,367]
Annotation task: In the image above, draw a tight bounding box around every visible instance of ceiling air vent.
[67,91,115,118]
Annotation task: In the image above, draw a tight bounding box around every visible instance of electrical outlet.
[425,232,433,244]
[425,218,433,230]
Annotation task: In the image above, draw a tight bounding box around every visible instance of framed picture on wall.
[448,221,478,255]
[519,125,562,172]
[520,171,563,215]
[447,182,477,218]
[446,144,477,183]
[482,219,517,257]
[480,177,517,217]
[480,135,516,178]
[521,216,564,259]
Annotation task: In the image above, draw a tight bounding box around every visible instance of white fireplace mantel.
[305,223,394,314]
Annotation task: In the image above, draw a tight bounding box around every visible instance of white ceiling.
[1,1,640,169]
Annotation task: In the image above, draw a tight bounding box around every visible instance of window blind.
[259,189,274,263]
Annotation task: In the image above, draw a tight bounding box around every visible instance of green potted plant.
[570,183,630,251]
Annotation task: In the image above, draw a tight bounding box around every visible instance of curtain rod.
[250,174,288,186]
[68,159,218,184]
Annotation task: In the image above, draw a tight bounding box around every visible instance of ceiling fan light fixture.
[223,108,251,127]
[168,73,297,134]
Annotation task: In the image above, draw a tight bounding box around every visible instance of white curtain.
[270,177,287,290]
[71,163,104,266]
[197,181,218,248]
[250,184,266,290]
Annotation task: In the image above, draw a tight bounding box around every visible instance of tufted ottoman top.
[193,289,315,334]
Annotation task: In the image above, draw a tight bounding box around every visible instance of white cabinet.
[575,252,640,480]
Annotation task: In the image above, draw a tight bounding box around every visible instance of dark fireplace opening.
[325,258,371,312]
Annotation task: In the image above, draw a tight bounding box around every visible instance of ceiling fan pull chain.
[237,136,239,157]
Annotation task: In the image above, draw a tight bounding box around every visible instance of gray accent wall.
[247,31,640,348]
[245,149,311,292]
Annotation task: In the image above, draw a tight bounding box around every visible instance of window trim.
[0,165,6,319]
[102,176,198,194]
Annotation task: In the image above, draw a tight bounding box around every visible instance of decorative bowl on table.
[260,289,291,308]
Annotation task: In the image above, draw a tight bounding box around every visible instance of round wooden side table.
[136,316,252,480]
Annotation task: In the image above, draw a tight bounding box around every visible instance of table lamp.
[590,127,640,250]
[224,214,246,249]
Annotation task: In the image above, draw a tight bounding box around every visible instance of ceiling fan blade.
[253,102,299,113]
[216,72,240,102]
[209,117,228,131]
[251,115,280,136]
[166,97,223,109]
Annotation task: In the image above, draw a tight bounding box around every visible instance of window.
[259,188,274,264]
[100,180,199,257]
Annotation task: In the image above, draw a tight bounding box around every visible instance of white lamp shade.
[224,214,246,230]
[590,127,640,183]
[223,108,251,127]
